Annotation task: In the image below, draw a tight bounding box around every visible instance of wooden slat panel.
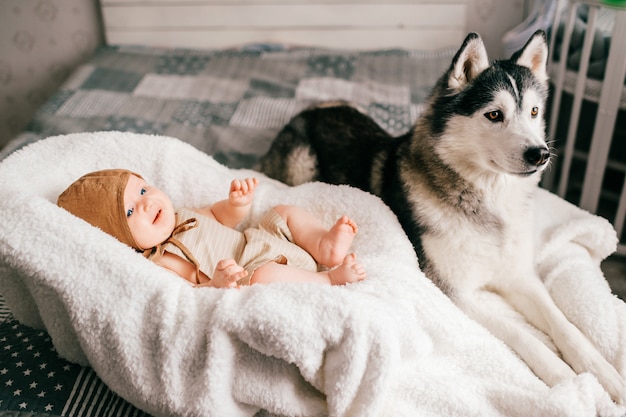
[105,28,465,50]
[102,4,465,29]
[101,1,468,50]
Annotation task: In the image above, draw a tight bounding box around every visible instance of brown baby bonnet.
[57,169,141,250]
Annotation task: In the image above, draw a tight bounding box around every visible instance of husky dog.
[260,30,626,403]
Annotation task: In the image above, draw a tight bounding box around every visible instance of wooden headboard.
[100,0,468,50]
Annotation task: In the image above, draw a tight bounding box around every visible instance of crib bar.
[615,179,626,254]
[547,0,568,70]
[579,9,626,213]
[557,4,599,197]
[544,3,578,192]
[542,0,568,191]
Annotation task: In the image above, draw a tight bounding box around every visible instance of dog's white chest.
[421,184,535,291]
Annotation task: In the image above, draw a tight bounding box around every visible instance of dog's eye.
[484,110,503,123]
[531,107,539,118]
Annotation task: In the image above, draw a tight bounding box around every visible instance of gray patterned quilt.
[1,44,455,167]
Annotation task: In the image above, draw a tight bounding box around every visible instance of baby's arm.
[208,258,247,288]
[157,252,244,288]
[207,178,259,228]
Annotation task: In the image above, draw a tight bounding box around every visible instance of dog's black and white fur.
[260,31,626,403]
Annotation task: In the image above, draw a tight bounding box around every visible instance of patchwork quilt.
[1,44,455,167]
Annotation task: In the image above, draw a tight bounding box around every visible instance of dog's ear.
[448,33,489,92]
[511,30,549,84]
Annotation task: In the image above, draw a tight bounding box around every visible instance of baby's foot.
[318,216,358,267]
[328,253,366,285]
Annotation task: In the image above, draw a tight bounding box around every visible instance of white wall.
[466,0,531,59]
[0,0,103,150]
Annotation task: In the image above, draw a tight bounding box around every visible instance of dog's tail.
[260,112,319,186]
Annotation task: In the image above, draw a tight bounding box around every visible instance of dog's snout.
[524,147,550,167]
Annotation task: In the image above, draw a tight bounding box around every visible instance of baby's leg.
[327,253,366,285]
[250,255,366,286]
[273,205,358,267]
[319,216,359,267]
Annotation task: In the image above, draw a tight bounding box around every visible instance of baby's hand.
[212,258,247,288]
[229,178,258,207]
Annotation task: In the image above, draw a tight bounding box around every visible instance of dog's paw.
[540,360,577,387]
[553,320,625,404]
[595,365,626,405]
[566,344,626,405]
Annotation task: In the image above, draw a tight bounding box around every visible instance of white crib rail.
[546,0,626,255]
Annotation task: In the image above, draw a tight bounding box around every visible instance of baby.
[57,169,366,288]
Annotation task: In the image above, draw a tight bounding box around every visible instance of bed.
[1,2,625,417]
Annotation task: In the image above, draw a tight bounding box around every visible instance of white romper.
[163,207,317,285]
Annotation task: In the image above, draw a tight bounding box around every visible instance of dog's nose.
[524,147,550,167]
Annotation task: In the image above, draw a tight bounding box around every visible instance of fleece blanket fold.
[0,132,624,417]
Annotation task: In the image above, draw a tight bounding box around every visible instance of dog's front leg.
[501,277,626,405]
[453,290,576,387]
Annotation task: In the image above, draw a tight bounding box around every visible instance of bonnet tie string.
[143,216,202,285]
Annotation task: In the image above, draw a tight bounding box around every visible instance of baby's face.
[124,174,176,250]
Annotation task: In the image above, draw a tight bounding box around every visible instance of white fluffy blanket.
[0,132,625,417]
